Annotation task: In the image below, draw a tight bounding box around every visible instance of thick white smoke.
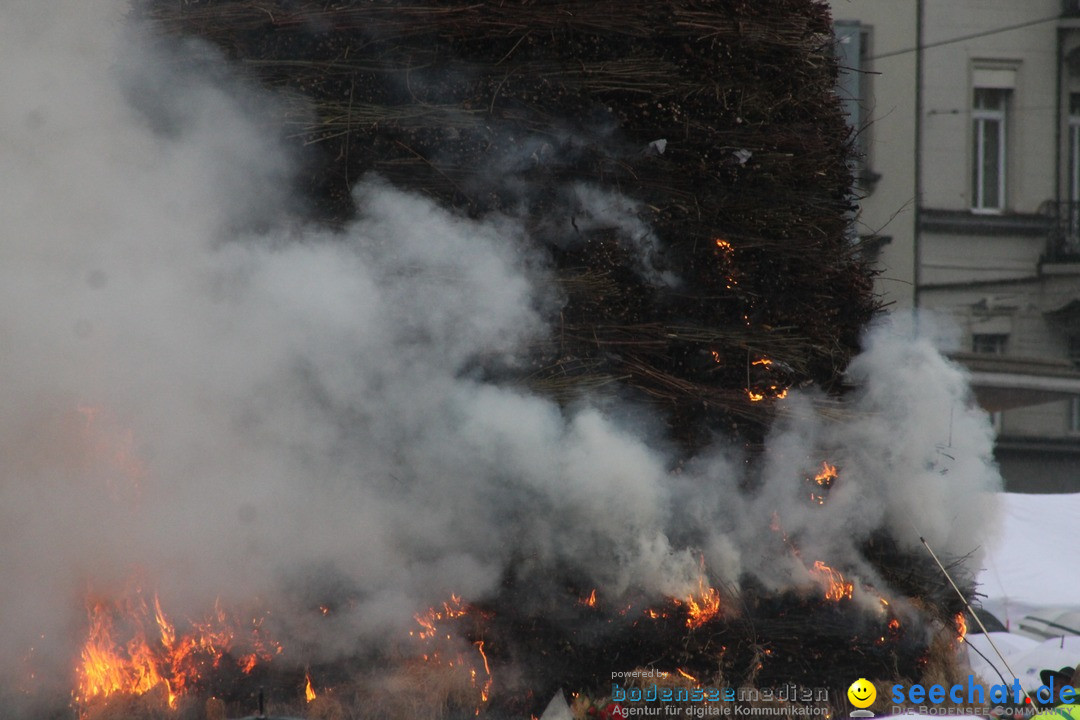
[0,0,1001,706]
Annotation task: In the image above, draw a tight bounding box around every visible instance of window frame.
[971,332,1008,355]
[971,88,1008,214]
[1067,94,1080,242]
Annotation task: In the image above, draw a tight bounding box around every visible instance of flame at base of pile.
[49,551,969,720]
[370,557,956,720]
[72,585,283,719]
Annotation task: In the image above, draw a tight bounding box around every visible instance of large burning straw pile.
[0,2,1000,720]
[141,0,880,448]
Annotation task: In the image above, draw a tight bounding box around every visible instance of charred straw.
[125,1,933,715]
[138,0,879,451]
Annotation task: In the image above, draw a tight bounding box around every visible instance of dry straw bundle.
[143,0,879,449]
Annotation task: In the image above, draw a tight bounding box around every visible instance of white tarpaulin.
[976,492,1080,628]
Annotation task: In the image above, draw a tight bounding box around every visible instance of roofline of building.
[950,351,1080,410]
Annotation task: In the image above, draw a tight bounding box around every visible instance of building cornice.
[920,208,1051,236]
[995,435,1080,454]
[949,351,1080,411]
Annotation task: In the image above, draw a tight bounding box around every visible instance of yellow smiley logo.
[848,678,876,709]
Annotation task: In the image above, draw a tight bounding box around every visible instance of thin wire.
[870,14,1061,61]
[964,636,1011,688]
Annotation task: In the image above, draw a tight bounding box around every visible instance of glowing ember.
[810,561,854,601]
[746,358,790,401]
[305,671,317,703]
[714,238,739,288]
[676,668,699,683]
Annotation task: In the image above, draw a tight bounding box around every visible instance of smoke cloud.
[0,0,1000,706]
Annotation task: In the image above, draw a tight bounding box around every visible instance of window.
[834,21,875,189]
[1068,94,1080,241]
[972,333,1008,354]
[972,88,1008,212]
[1069,335,1080,368]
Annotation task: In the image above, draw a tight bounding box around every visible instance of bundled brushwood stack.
[141,0,879,449]
[130,2,943,716]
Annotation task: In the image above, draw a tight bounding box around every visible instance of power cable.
[870,14,1062,61]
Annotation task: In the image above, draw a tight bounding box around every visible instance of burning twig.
[810,561,854,602]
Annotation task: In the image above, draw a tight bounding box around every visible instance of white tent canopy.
[965,631,1039,684]
[976,492,1080,629]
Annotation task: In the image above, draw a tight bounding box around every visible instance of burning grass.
[71,585,288,719]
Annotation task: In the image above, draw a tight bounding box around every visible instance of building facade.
[830,0,1080,492]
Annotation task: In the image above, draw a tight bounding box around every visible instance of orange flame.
[681,573,722,629]
[878,616,902,644]
[237,654,257,674]
[74,588,280,714]
[746,359,789,401]
[410,594,469,640]
[305,672,316,703]
[75,405,147,497]
[676,668,699,683]
[954,612,967,642]
[814,462,837,487]
[810,561,854,601]
[475,641,493,704]
[809,462,838,505]
[580,589,597,608]
[411,595,493,716]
